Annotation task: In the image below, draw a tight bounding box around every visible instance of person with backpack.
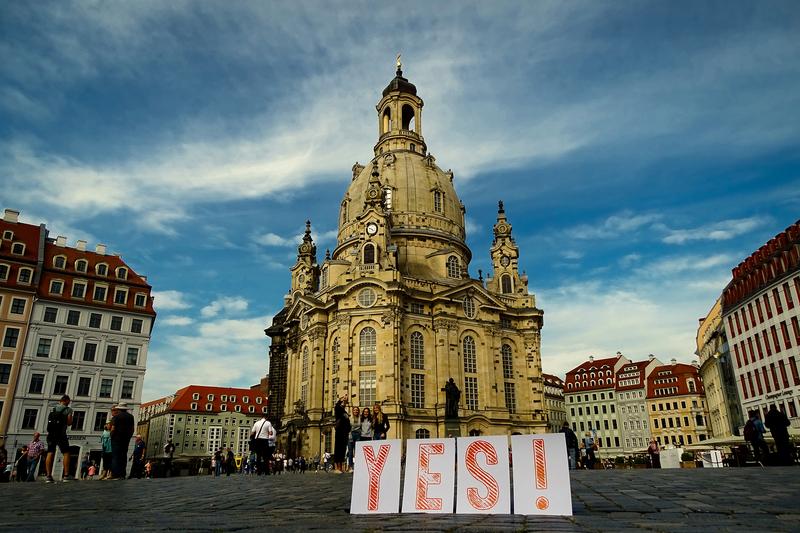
[765,405,792,466]
[560,422,579,470]
[744,410,769,463]
[44,395,75,482]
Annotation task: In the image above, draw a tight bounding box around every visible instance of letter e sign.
[401,438,456,513]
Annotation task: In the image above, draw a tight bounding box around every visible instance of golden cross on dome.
[396,53,402,71]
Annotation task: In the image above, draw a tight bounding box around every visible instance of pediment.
[434,280,507,310]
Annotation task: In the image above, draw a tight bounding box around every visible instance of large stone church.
[266,63,547,457]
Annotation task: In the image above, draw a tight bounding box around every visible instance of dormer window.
[54,256,67,269]
[11,243,24,255]
[2,231,12,240]
[75,259,87,273]
[71,281,87,298]
[134,293,147,307]
[96,263,108,276]
[114,288,128,305]
[192,392,200,400]
[207,394,214,401]
[50,280,64,294]
[116,267,128,280]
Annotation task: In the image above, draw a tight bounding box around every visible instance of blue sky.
[1,1,798,401]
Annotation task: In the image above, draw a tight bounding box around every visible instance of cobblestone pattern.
[1,467,798,532]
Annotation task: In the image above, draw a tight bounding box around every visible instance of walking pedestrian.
[250,414,275,475]
[44,394,75,482]
[129,435,146,478]
[560,422,579,470]
[25,432,45,481]
[765,405,792,466]
[163,439,175,477]
[744,410,769,463]
[100,422,113,480]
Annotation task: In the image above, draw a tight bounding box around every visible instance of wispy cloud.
[661,216,770,244]
[566,212,662,240]
[160,316,194,327]
[200,296,249,318]
[152,290,192,311]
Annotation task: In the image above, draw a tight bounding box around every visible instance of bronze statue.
[444,378,460,419]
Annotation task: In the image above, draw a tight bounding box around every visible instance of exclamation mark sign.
[532,438,549,510]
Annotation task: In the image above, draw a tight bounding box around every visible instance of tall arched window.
[301,346,309,381]
[402,104,415,130]
[359,327,376,365]
[331,337,340,374]
[447,256,461,278]
[410,331,424,370]
[463,336,476,373]
[501,274,512,294]
[501,344,513,379]
[363,243,375,264]
[382,107,391,133]
[433,190,443,213]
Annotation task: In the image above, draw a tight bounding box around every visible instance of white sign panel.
[401,438,456,513]
[511,434,573,515]
[455,435,511,514]
[350,439,402,514]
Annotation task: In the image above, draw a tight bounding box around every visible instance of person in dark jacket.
[372,403,390,440]
[765,405,792,465]
[109,403,135,480]
[333,396,351,473]
[560,422,579,470]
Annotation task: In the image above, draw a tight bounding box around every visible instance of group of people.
[0,395,138,483]
[560,422,601,470]
[0,431,46,482]
[332,397,390,474]
[745,405,793,465]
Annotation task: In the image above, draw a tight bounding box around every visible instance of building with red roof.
[645,361,709,447]
[1,209,156,479]
[615,356,661,453]
[542,373,566,433]
[139,385,269,460]
[720,219,800,430]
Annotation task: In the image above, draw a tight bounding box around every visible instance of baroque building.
[615,355,661,452]
[721,220,800,429]
[266,64,546,457]
[646,361,709,447]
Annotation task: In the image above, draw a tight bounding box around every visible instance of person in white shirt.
[250,416,275,475]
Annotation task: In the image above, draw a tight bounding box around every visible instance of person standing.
[45,394,75,482]
[372,403,390,440]
[333,396,350,474]
[99,422,113,480]
[109,403,135,480]
[250,414,275,475]
[14,446,29,481]
[647,439,661,468]
[26,432,45,481]
[0,443,8,482]
[129,435,146,479]
[745,410,769,463]
[560,422,579,470]
[765,405,792,466]
[581,431,597,470]
[226,448,235,476]
[163,439,175,477]
[348,405,362,472]
[359,408,373,441]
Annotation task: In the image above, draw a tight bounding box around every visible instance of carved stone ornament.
[383,153,396,166]
[434,318,458,331]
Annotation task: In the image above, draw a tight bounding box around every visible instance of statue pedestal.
[444,418,461,438]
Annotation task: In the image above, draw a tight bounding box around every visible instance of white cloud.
[152,290,192,311]
[638,254,734,277]
[143,314,272,400]
[662,216,770,244]
[200,296,249,318]
[619,253,641,268]
[566,212,662,240]
[561,250,583,260]
[255,232,294,247]
[160,316,194,326]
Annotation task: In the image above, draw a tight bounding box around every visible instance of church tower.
[267,60,546,457]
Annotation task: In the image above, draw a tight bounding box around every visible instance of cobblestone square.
[2,467,798,532]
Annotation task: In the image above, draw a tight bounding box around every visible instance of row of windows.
[27,373,134,400]
[568,391,615,402]
[570,423,620,445]
[188,402,267,414]
[0,263,33,284]
[34,337,141,366]
[650,400,703,411]
[571,404,615,416]
[21,408,112,433]
[189,392,265,405]
[653,415,704,429]
[733,319,800,367]
[42,306,145,333]
[738,357,800,399]
[622,419,648,431]
[728,277,799,338]
[47,279,147,307]
[51,256,128,279]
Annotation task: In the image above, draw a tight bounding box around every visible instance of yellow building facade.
[267,65,547,457]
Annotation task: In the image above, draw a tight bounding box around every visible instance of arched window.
[501,344,513,379]
[359,327,376,366]
[116,267,128,280]
[447,256,461,279]
[468,429,482,437]
[363,243,375,264]
[433,190,443,213]
[96,263,108,276]
[320,266,328,289]
[302,346,309,381]
[401,104,415,131]
[75,259,87,273]
[340,201,348,225]
[382,107,391,133]
[415,428,431,439]
[54,256,66,269]
[410,331,424,370]
[688,379,696,392]
[331,337,340,374]
[463,336,476,373]
[463,296,476,319]
[501,274,512,294]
